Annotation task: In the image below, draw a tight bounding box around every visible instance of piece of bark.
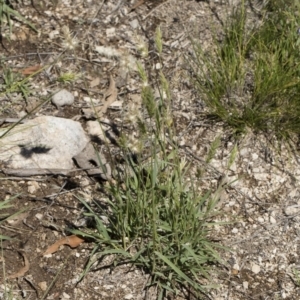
[43,235,85,256]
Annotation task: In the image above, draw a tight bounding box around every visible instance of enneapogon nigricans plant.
[191,0,300,141]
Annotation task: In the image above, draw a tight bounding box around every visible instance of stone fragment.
[27,181,40,194]
[52,89,74,107]
[285,205,300,216]
[62,292,70,299]
[35,213,43,220]
[257,217,264,223]
[38,281,47,291]
[251,263,260,274]
[129,19,139,29]
[231,228,238,234]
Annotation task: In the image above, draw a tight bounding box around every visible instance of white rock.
[269,216,276,224]
[243,281,249,289]
[129,19,139,29]
[253,172,268,181]
[251,263,260,274]
[49,30,59,39]
[27,181,40,194]
[179,139,185,146]
[35,213,43,220]
[155,63,161,69]
[106,28,115,38]
[18,111,27,118]
[62,292,70,299]
[124,294,133,300]
[103,284,114,290]
[285,205,300,216]
[231,228,238,234]
[257,217,264,223]
[0,116,89,172]
[52,89,74,107]
[38,282,47,291]
[109,100,123,109]
[83,96,99,104]
[240,148,248,156]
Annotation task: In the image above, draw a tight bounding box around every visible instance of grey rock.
[284,205,300,216]
[0,116,89,171]
[129,19,139,29]
[52,89,74,107]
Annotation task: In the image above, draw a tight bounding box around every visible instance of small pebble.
[52,89,74,107]
[240,148,248,156]
[27,181,40,194]
[38,282,47,291]
[35,213,43,220]
[106,28,115,38]
[257,217,264,223]
[62,292,70,299]
[124,294,133,300]
[285,205,300,216]
[251,263,260,274]
[103,284,114,290]
[129,19,139,29]
[231,228,238,234]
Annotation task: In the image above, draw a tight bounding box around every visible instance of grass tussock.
[192,0,300,142]
[73,28,226,299]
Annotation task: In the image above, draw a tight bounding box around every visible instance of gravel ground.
[1,1,300,299]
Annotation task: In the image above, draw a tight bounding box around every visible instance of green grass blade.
[154,251,195,286]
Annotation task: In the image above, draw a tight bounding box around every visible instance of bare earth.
[1,0,300,299]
